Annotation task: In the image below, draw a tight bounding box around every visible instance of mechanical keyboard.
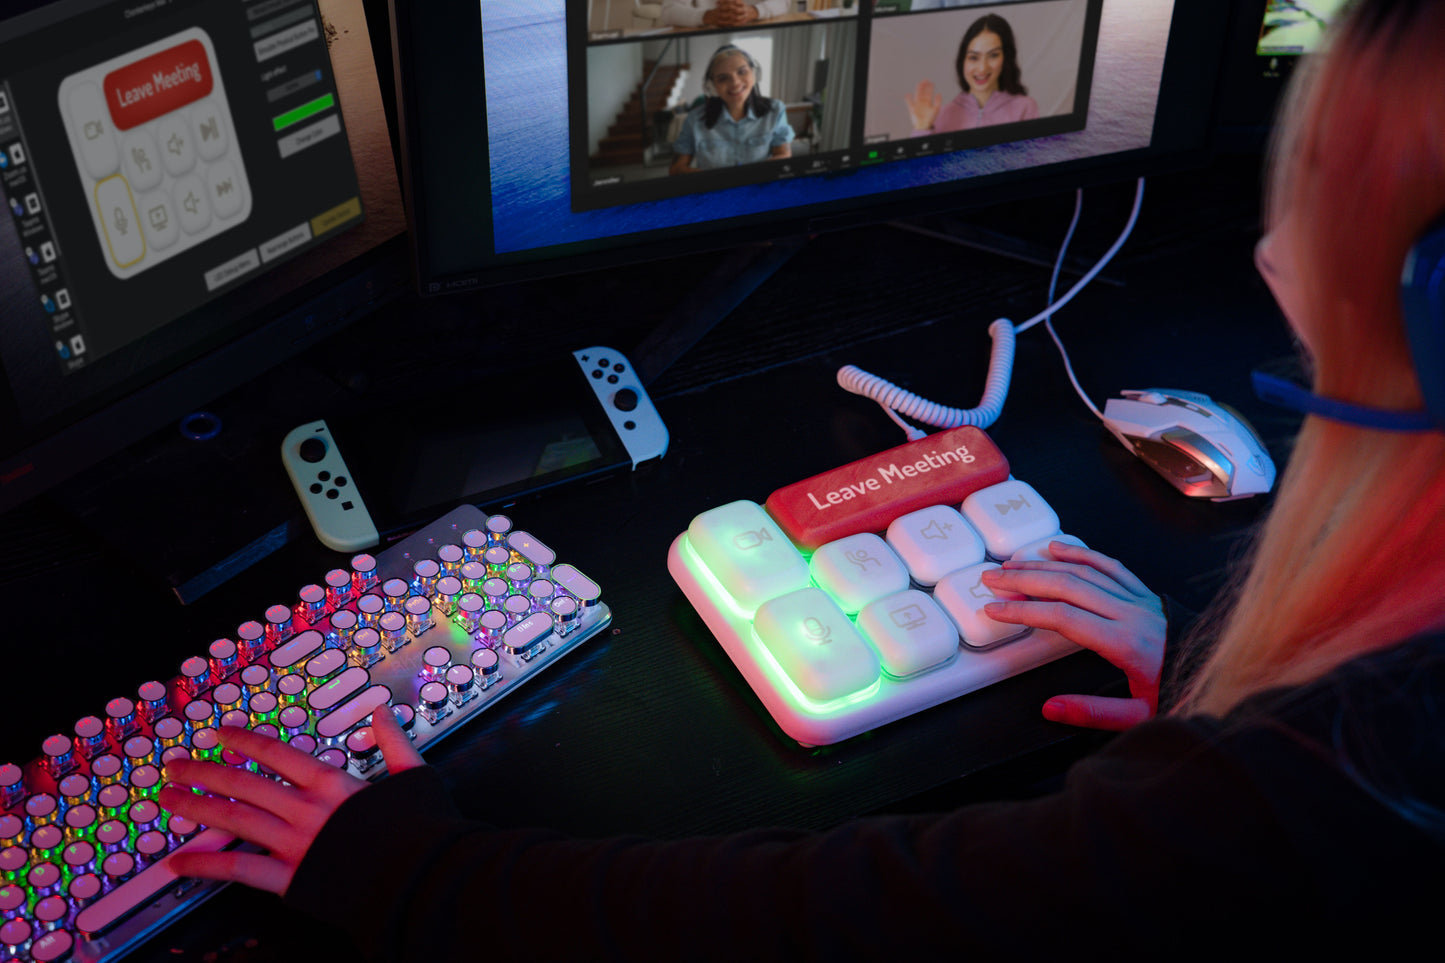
[0,505,608,962]
[668,426,1080,746]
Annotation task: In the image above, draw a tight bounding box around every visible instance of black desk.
[0,155,1299,961]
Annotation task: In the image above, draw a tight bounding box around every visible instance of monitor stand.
[887,216,1126,290]
[631,235,809,387]
[629,211,1125,390]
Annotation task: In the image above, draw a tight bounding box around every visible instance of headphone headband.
[1254,215,1445,432]
[1401,215,1445,426]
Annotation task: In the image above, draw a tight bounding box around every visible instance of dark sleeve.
[280,709,1435,962]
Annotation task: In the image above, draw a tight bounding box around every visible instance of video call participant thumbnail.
[906,12,1039,134]
[669,45,794,174]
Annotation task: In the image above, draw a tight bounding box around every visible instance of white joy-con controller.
[281,420,380,552]
[573,347,669,467]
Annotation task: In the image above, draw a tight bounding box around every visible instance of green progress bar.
[272,93,335,132]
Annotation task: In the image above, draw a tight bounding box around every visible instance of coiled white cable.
[837,318,1015,440]
[838,178,1146,436]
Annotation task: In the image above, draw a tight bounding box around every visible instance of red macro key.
[763,426,1009,550]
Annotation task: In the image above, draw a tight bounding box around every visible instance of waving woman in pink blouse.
[906,13,1039,136]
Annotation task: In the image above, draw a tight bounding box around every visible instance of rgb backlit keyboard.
[0,505,607,962]
[668,426,1080,746]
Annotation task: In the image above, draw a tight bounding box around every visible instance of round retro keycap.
[128,799,160,830]
[154,716,185,747]
[63,840,96,872]
[241,663,272,692]
[471,647,500,678]
[64,804,97,836]
[136,830,168,857]
[95,820,128,851]
[33,894,68,925]
[168,816,199,840]
[418,682,448,711]
[0,848,26,877]
[102,850,135,880]
[184,700,214,726]
[58,773,91,806]
[28,825,63,860]
[96,785,129,815]
[0,883,24,919]
[0,919,33,953]
[422,646,451,679]
[316,748,347,769]
[91,753,122,785]
[69,871,102,901]
[26,792,58,823]
[31,927,75,962]
[391,703,415,731]
[345,727,378,761]
[138,680,170,717]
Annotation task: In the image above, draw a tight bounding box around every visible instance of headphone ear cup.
[1400,216,1445,427]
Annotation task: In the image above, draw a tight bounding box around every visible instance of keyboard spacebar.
[76,828,235,937]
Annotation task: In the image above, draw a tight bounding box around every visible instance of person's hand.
[905,80,942,131]
[705,0,758,26]
[159,706,425,895]
[980,542,1166,731]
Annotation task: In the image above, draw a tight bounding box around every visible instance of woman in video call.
[162,0,1444,955]
[669,44,794,174]
[906,12,1039,135]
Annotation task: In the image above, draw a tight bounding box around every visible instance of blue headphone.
[1253,215,1445,431]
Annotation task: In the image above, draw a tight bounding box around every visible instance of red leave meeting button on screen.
[103,38,213,130]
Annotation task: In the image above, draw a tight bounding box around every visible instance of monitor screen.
[1255,0,1347,56]
[1216,0,1349,143]
[393,0,1228,295]
[0,0,408,511]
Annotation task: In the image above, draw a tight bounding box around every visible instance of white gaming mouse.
[1100,388,1276,501]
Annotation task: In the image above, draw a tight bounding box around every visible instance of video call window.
[568,0,1099,211]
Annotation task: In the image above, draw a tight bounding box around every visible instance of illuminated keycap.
[933,562,1031,649]
[753,588,879,705]
[808,533,909,615]
[687,500,810,613]
[855,590,960,678]
[960,479,1061,560]
[885,505,986,587]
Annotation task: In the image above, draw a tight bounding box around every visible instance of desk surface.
[1,155,1298,960]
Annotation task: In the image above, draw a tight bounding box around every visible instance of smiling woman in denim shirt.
[669,45,794,174]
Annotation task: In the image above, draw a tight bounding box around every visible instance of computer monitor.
[0,0,409,514]
[391,0,1231,297]
[1216,0,1349,146]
